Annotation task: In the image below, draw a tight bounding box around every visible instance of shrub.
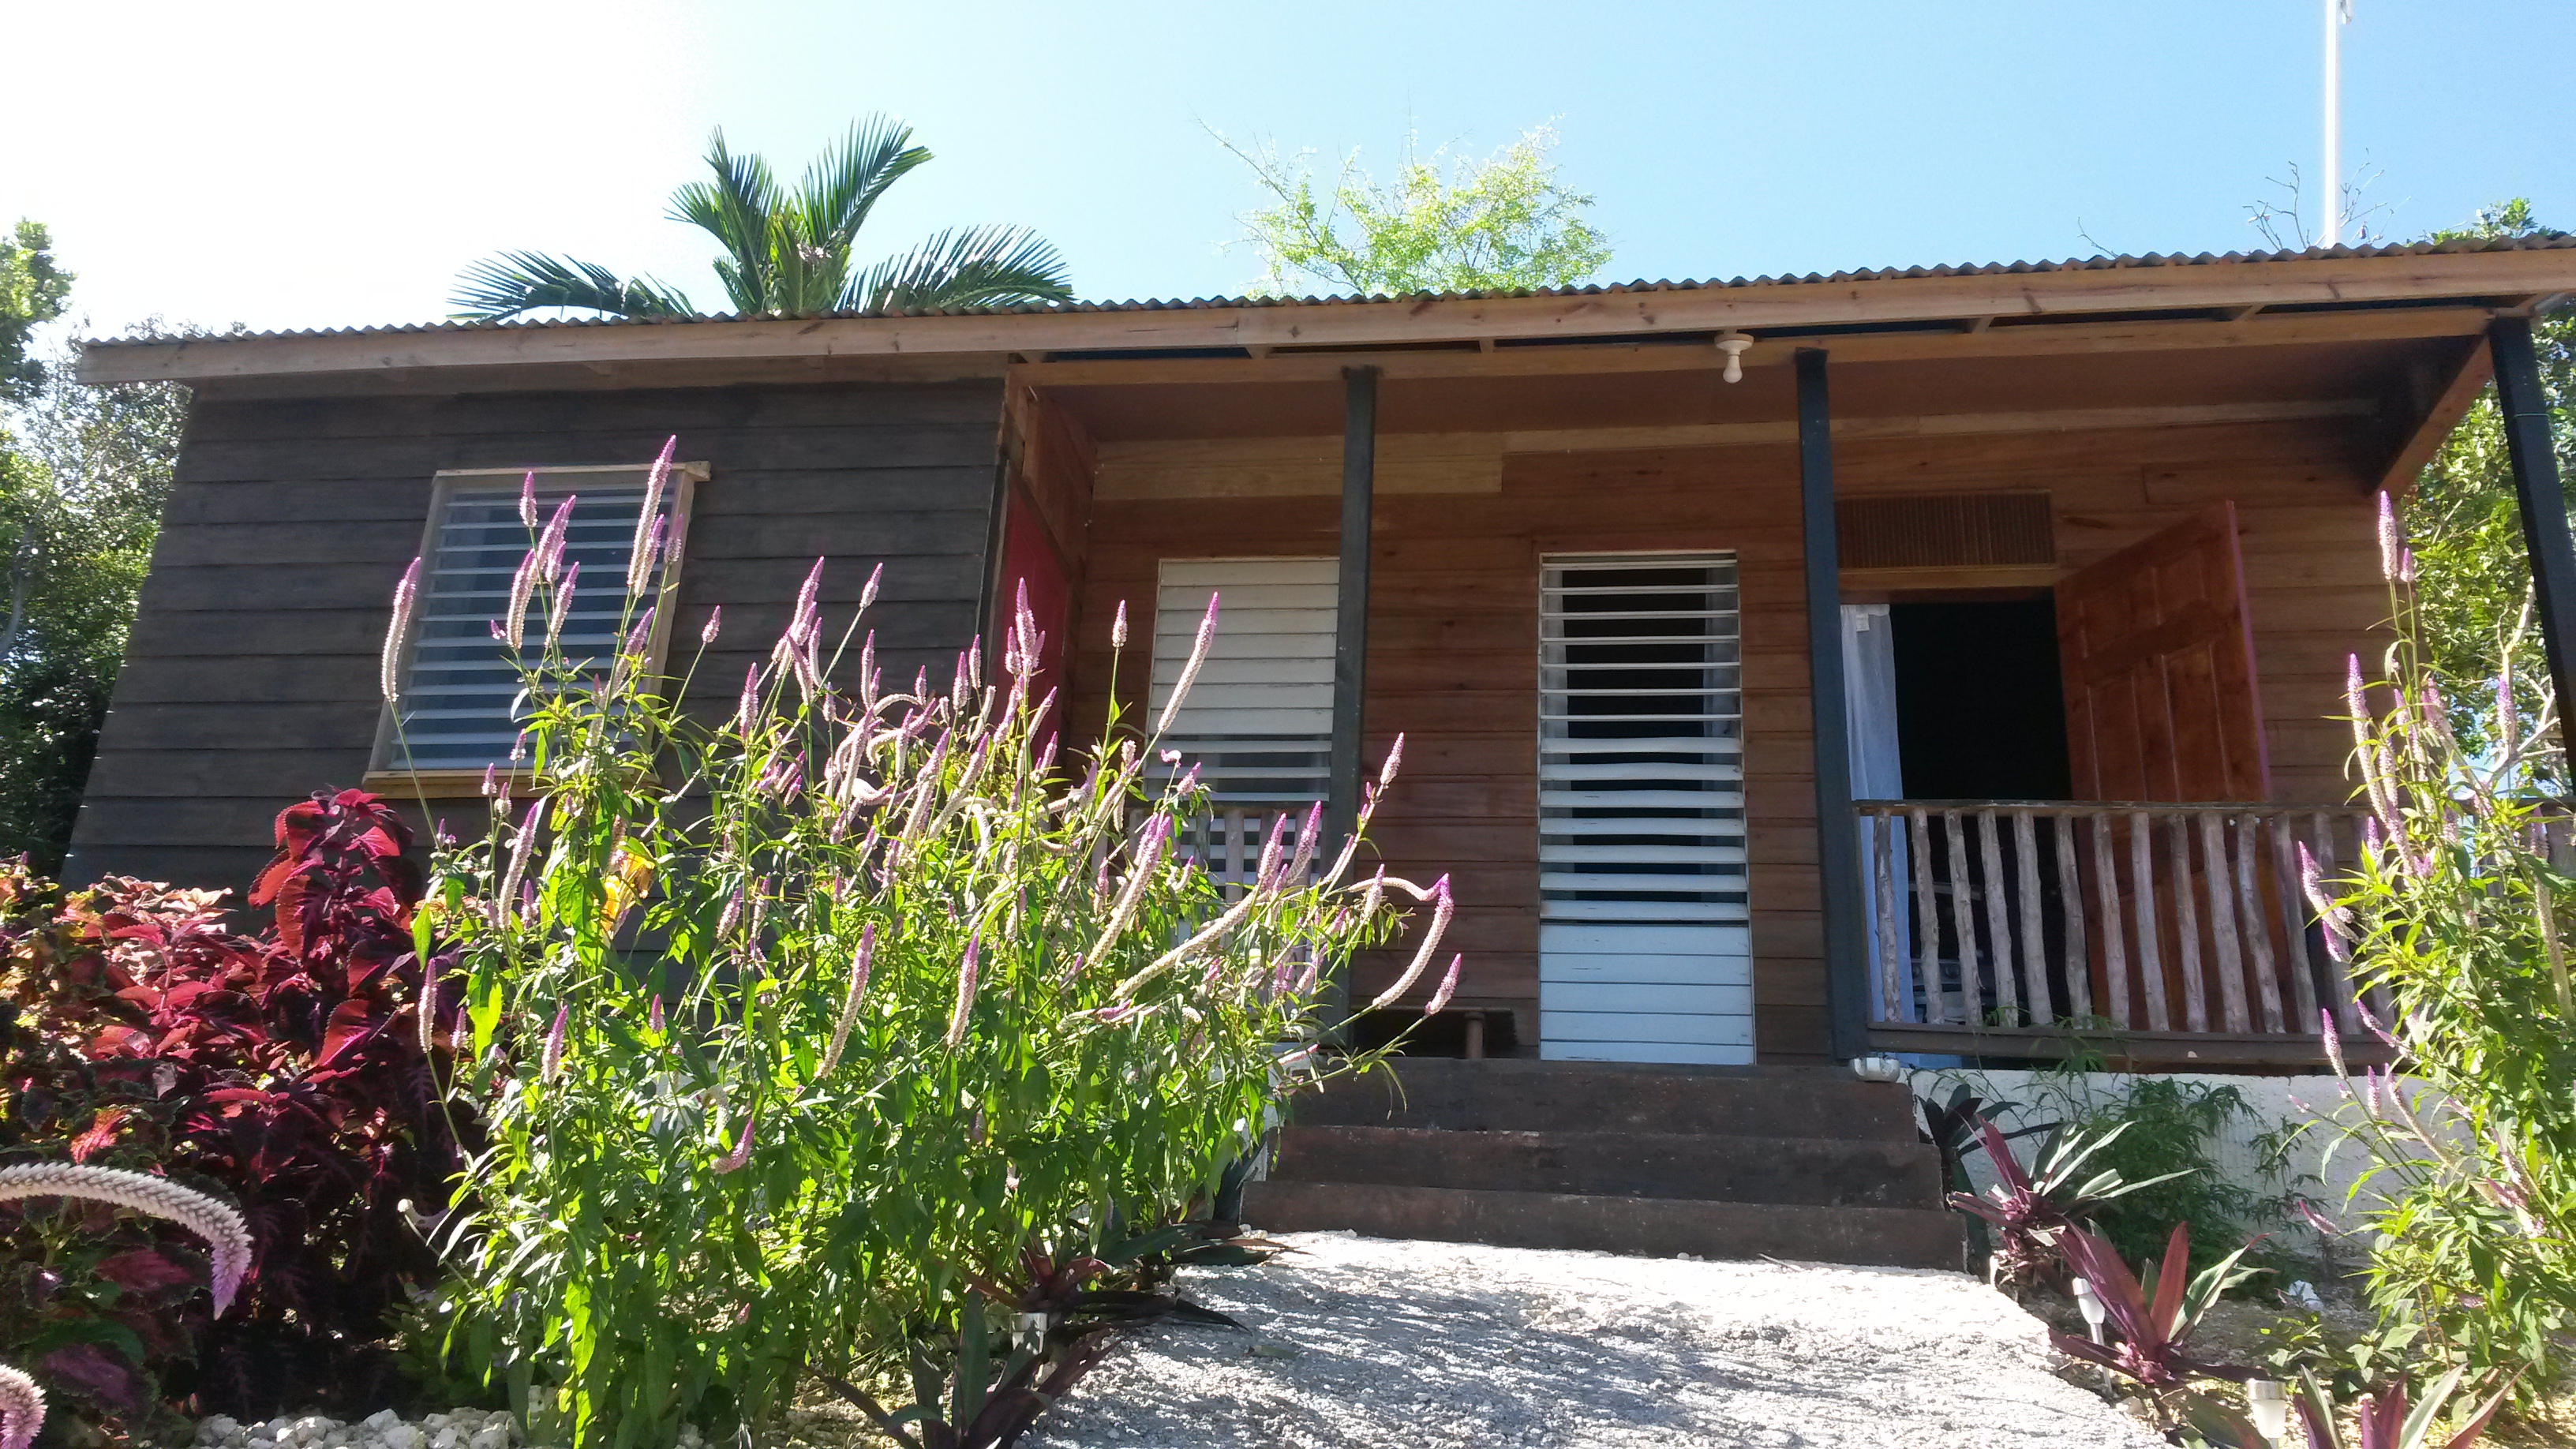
[2059,1077,2271,1284]
[2300,493,2576,1399]
[0,792,472,1425]
[413,482,1443,1448]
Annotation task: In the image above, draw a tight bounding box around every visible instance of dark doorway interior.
[1888,597,2081,1028]
[1892,597,2072,801]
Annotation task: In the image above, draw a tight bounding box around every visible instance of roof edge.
[79,242,2576,386]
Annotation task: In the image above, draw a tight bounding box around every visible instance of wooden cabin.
[73,239,2576,1074]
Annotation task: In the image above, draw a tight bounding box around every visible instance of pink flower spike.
[380,556,422,705]
[713,1109,757,1174]
[541,1004,569,1080]
[945,935,981,1048]
[1425,954,1463,1014]
[2320,1009,2346,1076]
[2,1361,44,1449]
[859,561,883,613]
[1108,600,1129,650]
[1380,732,1406,788]
[701,606,722,646]
[736,664,761,738]
[2356,1001,2398,1049]
[2398,547,2417,584]
[2346,653,2368,721]
[647,994,665,1035]
[2293,1196,2343,1238]
[623,605,656,657]
[537,495,576,582]
[792,557,826,640]
[519,470,538,530]
[2376,489,2400,582]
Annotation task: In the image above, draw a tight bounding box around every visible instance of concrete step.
[1272,1125,1943,1209]
[1297,1058,1921,1143]
[1241,1179,1965,1270]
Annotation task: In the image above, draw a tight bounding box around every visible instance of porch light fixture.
[1715,331,1754,383]
[2245,1378,2290,1443]
[2069,1276,2106,1344]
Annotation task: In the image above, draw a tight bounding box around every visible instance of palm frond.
[447,252,694,320]
[669,128,784,313]
[797,115,932,249]
[846,225,1073,313]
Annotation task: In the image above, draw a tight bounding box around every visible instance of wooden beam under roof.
[2376,338,2494,498]
[1015,306,2499,390]
[77,247,2576,385]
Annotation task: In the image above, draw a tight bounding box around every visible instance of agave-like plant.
[0,1163,250,1449]
[2050,1222,2260,1396]
[2294,1366,2513,1449]
[451,117,1073,320]
[1945,1115,2185,1290]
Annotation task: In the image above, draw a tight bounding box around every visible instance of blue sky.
[12,0,2574,339]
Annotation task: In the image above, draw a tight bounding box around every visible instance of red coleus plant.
[1,790,475,1424]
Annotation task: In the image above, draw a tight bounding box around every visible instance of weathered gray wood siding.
[66,380,1005,892]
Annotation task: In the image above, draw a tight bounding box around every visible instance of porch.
[993,259,2576,1072]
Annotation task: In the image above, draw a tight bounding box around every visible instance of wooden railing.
[1855,801,2375,1040]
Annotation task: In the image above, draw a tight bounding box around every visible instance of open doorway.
[1878,597,2080,1027]
[1890,597,2071,800]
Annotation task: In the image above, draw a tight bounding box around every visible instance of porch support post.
[1796,348,1870,1062]
[2492,316,2576,745]
[1327,365,1379,1024]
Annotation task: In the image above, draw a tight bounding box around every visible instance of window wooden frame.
[365,462,702,796]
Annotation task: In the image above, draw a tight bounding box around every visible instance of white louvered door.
[1538,553,1753,1064]
[1150,558,1338,885]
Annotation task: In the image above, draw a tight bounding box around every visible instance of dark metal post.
[2492,316,2576,742]
[1797,349,1870,1062]
[1327,366,1378,1024]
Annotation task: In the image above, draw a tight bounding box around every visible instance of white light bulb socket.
[1715,331,1754,384]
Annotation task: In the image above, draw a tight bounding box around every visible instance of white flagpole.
[2323,0,2349,246]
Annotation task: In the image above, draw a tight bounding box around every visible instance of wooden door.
[2056,503,2269,803]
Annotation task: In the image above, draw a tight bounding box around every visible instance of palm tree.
[450,118,1072,320]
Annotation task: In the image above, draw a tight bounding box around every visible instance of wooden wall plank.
[67,380,1005,886]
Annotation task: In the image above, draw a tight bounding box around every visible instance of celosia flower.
[548,563,579,647]
[858,560,882,613]
[504,550,538,650]
[2398,548,2417,584]
[713,1109,757,1174]
[380,556,421,705]
[628,436,676,597]
[1110,599,1129,649]
[647,994,665,1035]
[1286,799,1324,882]
[1380,732,1406,788]
[736,664,761,739]
[481,763,499,799]
[1424,953,1463,1014]
[518,470,538,530]
[1253,811,1291,890]
[2293,1196,2344,1238]
[541,1004,568,1080]
[497,798,549,927]
[1155,593,1220,735]
[820,923,874,1076]
[0,1163,253,1317]
[536,495,576,583]
[700,606,722,646]
[1,1361,43,1449]
[2376,489,2401,582]
[2321,1009,2346,1076]
[945,935,981,1048]
[2346,653,2368,724]
[2497,653,2519,760]
[622,605,656,657]
[1368,875,1454,1010]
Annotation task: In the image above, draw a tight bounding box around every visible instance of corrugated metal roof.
[80,234,2576,348]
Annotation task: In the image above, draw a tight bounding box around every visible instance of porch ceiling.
[1038,334,2462,444]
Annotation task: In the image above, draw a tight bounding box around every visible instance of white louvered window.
[1537,552,1752,1065]
[1150,558,1337,882]
[370,464,696,786]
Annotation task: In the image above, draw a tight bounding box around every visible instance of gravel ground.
[1025,1231,2167,1449]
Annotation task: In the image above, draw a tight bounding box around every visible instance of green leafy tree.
[0,222,73,403]
[451,118,1073,320]
[0,320,189,872]
[2399,200,2573,774]
[1223,123,1612,297]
